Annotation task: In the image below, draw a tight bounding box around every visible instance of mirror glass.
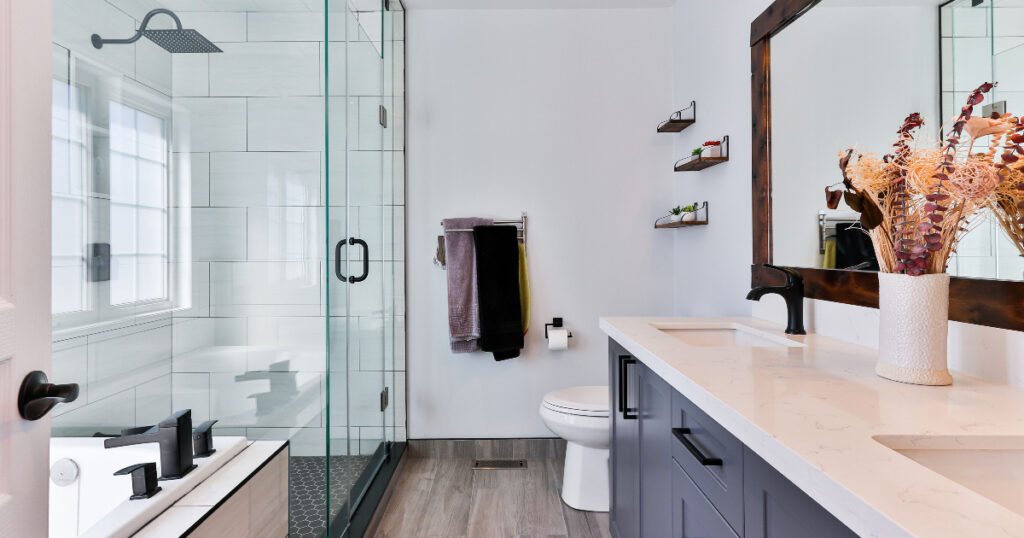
[770,0,1024,280]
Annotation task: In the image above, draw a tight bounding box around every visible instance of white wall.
[406,7,676,438]
[667,0,1024,388]
[670,0,768,317]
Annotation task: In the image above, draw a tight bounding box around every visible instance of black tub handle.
[673,428,722,466]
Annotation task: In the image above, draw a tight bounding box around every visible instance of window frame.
[51,55,187,338]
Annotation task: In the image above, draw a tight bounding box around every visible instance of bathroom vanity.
[602,318,1024,538]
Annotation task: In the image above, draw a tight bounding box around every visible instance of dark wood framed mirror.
[750,0,1024,332]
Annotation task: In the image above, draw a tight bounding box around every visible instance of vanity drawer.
[672,458,739,538]
[671,390,744,534]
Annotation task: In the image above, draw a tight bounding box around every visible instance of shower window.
[107,101,170,306]
[51,79,89,316]
[51,65,182,334]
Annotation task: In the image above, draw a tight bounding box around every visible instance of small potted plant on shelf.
[667,205,685,222]
[702,140,722,158]
[680,202,700,222]
[689,147,703,163]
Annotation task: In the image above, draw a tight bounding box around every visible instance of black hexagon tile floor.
[289,455,373,538]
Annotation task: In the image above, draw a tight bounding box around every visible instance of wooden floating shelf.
[674,156,728,172]
[657,119,696,133]
[654,202,709,229]
[657,101,697,133]
[655,220,708,229]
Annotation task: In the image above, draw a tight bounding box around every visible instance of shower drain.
[472,459,527,470]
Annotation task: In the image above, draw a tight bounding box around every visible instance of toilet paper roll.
[548,328,570,351]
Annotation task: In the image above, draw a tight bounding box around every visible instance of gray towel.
[443,217,493,353]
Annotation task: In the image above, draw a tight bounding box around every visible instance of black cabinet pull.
[672,428,722,466]
[618,355,638,420]
[335,238,369,284]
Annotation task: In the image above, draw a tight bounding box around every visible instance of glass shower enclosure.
[941,0,1024,279]
[49,0,405,536]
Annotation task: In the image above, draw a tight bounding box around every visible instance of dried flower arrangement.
[826,82,1024,276]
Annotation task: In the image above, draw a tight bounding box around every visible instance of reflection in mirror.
[770,0,1024,281]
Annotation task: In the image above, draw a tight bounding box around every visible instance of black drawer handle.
[618,355,637,420]
[672,428,722,466]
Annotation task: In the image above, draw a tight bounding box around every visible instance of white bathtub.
[49,436,247,538]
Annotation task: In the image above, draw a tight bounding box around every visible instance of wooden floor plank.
[374,454,608,538]
[517,460,570,536]
[374,457,438,537]
[420,458,474,536]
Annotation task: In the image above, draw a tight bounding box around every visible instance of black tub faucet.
[746,264,806,335]
[104,409,196,480]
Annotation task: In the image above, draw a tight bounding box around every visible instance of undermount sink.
[874,435,1024,517]
[650,322,804,348]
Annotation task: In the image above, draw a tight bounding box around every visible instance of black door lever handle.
[18,371,79,421]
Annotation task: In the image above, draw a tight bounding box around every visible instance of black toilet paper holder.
[544,318,573,339]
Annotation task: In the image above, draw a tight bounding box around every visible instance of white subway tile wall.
[51,0,406,456]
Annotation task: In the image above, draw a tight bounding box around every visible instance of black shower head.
[91,8,222,54]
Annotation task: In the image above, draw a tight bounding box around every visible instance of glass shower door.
[326,0,391,532]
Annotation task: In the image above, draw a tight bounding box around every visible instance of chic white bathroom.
[3,0,1024,537]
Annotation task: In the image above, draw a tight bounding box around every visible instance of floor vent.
[472,459,527,470]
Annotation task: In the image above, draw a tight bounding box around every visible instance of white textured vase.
[876,272,953,386]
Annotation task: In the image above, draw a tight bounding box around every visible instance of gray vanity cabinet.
[608,338,855,538]
[610,340,641,538]
[672,460,739,538]
[743,449,857,538]
[638,365,673,538]
[609,341,673,538]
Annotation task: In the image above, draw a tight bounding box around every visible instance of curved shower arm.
[91,8,184,49]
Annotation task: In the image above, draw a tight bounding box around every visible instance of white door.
[0,0,55,537]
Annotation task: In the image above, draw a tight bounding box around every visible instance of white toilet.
[539,385,610,512]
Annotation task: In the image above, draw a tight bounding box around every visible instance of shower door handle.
[334,239,349,283]
[335,238,369,284]
[351,238,369,283]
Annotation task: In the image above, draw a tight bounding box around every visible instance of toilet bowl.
[539,385,610,512]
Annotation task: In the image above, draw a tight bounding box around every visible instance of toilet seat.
[542,386,609,417]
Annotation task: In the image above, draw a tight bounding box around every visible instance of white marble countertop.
[600,316,1024,538]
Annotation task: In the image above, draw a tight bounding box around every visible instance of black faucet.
[104,409,196,480]
[746,264,806,335]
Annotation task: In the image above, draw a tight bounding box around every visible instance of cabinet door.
[673,460,739,538]
[671,390,744,533]
[610,340,640,538]
[638,365,673,538]
[744,448,857,538]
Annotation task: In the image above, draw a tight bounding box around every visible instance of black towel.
[473,225,523,361]
[835,223,879,271]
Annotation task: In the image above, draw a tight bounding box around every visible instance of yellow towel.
[518,243,530,334]
[823,239,837,269]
